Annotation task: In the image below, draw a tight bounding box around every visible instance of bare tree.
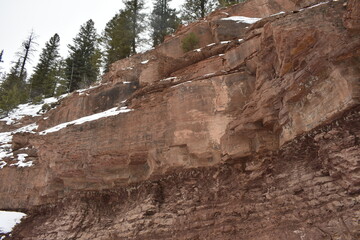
[17,31,38,79]
[0,50,4,62]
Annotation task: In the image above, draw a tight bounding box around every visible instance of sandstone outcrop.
[0,0,359,239]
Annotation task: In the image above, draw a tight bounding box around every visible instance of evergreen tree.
[103,10,132,72]
[181,0,217,23]
[66,20,101,92]
[0,59,28,116]
[54,59,69,96]
[123,0,146,54]
[151,0,180,47]
[29,33,60,99]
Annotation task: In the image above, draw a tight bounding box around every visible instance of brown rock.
[343,0,360,30]
[0,0,360,239]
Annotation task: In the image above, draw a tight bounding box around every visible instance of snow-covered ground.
[40,106,133,135]
[0,211,26,234]
[0,95,67,125]
[220,16,262,24]
[0,91,133,169]
[76,83,109,95]
[0,123,38,168]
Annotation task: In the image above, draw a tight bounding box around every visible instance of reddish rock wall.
[11,108,360,239]
[0,0,359,239]
[343,0,360,30]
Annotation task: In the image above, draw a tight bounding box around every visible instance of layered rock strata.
[0,0,359,239]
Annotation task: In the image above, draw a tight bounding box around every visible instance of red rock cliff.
[0,0,359,239]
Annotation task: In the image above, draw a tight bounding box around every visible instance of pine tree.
[181,0,218,23]
[103,10,133,72]
[29,33,60,99]
[123,0,146,54]
[0,59,28,116]
[66,20,101,92]
[54,59,69,96]
[151,0,180,47]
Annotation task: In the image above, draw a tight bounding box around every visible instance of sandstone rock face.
[0,0,359,239]
[344,0,360,30]
[10,110,360,239]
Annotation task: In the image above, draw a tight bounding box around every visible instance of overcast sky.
[0,0,184,76]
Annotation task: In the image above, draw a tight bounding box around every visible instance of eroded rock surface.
[0,0,359,239]
[10,108,360,239]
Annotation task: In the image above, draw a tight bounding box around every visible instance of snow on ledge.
[10,154,32,168]
[0,211,26,234]
[40,107,133,135]
[0,123,38,167]
[160,77,177,82]
[220,40,231,44]
[307,1,329,9]
[220,16,262,24]
[0,161,6,169]
[270,11,285,17]
[0,94,67,125]
[299,1,330,11]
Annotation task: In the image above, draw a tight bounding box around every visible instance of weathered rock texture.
[0,0,360,239]
[11,110,360,239]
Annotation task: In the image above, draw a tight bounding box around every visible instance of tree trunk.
[132,0,138,54]
[201,0,205,18]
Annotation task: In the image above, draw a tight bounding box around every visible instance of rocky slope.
[0,0,359,239]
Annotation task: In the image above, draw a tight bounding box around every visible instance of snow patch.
[270,11,285,17]
[204,72,216,77]
[299,1,329,11]
[13,123,38,134]
[160,77,177,82]
[307,1,329,9]
[220,16,262,24]
[0,211,26,234]
[0,131,12,163]
[0,161,6,168]
[10,154,32,168]
[40,107,133,135]
[0,123,38,165]
[0,95,67,125]
[220,41,231,44]
[141,60,149,64]
[77,84,104,95]
[206,43,216,47]
[193,48,202,52]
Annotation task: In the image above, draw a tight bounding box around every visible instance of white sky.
[0,0,184,76]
